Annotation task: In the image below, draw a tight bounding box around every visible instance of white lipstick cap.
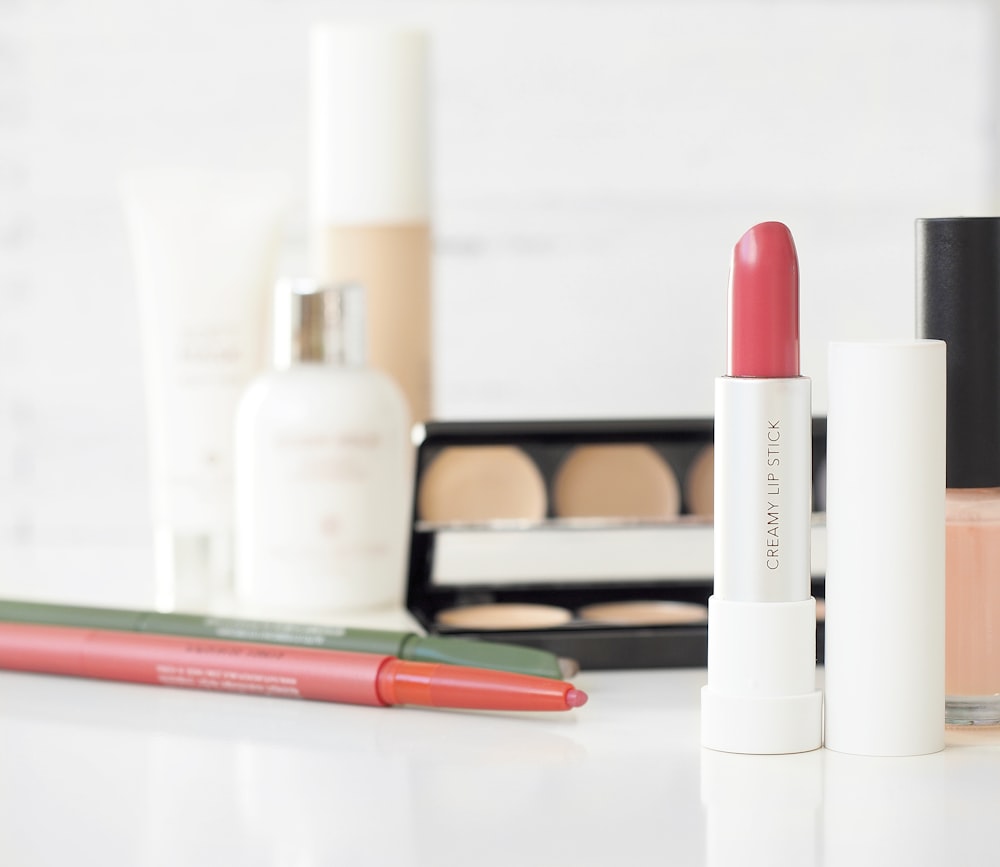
[824,340,946,756]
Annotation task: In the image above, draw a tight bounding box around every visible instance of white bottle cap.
[309,24,430,224]
[824,340,946,756]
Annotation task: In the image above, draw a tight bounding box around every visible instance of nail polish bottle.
[234,280,412,613]
[917,217,1000,725]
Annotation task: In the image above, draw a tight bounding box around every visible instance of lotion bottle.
[121,170,289,612]
[235,280,411,613]
[309,24,432,421]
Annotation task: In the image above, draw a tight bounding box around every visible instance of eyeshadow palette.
[406,419,827,670]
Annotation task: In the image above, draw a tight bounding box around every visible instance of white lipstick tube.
[713,377,813,601]
[701,375,823,754]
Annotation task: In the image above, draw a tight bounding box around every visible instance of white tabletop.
[1,660,998,867]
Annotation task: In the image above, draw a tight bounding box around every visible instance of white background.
[0,0,995,601]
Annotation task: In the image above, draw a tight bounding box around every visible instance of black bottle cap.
[916,217,1000,489]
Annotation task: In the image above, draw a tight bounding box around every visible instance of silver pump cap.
[273,278,366,368]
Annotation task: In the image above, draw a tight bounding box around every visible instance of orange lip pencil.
[0,623,588,712]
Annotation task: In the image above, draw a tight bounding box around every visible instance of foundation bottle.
[309,24,431,422]
[917,217,1000,724]
[234,281,411,613]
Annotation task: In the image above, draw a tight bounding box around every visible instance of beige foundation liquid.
[317,223,431,421]
[945,489,1000,721]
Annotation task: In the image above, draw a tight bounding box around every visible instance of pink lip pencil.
[0,622,588,713]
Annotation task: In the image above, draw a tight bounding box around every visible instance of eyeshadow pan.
[685,444,714,518]
[418,446,547,523]
[435,603,574,630]
[577,600,709,626]
[552,444,680,520]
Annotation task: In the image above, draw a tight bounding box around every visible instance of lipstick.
[728,221,800,380]
[701,221,822,754]
[0,623,588,713]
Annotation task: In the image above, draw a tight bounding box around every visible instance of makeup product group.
[120,25,430,617]
[703,216,1000,757]
[4,22,999,739]
[114,22,834,675]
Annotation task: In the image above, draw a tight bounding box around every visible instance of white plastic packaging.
[235,281,411,613]
[121,170,289,611]
[824,340,946,756]
[309,24,429,225]
[702,375,822,754]
[309,24,432,421]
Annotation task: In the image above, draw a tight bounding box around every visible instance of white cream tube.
[121,171,289,611]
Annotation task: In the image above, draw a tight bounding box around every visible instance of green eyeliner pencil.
[0,599,575,680]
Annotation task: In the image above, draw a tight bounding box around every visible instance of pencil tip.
[558,657,580,679]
